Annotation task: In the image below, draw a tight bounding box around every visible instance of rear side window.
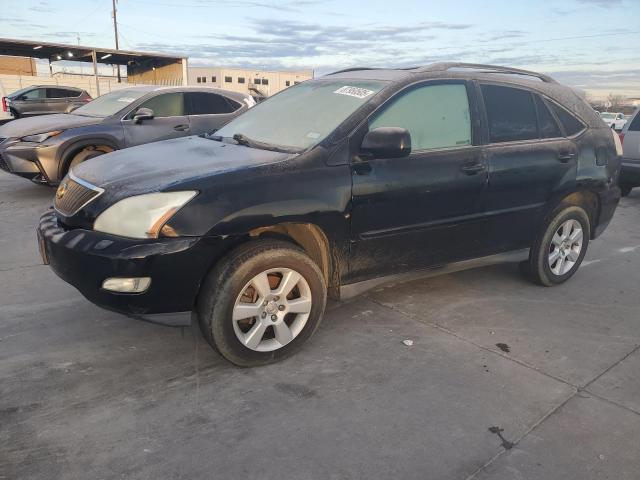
[534,95,562,139]
[628,111,640,131]
[481,84,538,143]
[47,88,78,99]
[137,92,185,117]
[186,92,239,115]
[370,83,472,151]
[548,102,585,136]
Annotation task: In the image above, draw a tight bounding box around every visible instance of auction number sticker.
[117,97,137,103]
[334,86,375,99]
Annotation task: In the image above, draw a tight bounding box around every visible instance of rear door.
[122,92,190,147]
[46,88,80,113]
[478,83,579,253]
[349,80,488,281]
[185,91,243,135]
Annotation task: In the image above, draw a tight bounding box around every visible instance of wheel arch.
[57,137,119,179]
[548,189,600,239]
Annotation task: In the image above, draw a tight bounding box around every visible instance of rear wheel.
[197,240,327,366]
[525,205,590,286]
[10,108,19,119]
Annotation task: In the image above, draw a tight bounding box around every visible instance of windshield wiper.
[231,133,302,154]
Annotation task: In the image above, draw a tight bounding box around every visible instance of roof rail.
[326,67,382,76]
[412,62,557,83]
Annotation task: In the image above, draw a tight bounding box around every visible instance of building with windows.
[188,66,313,98]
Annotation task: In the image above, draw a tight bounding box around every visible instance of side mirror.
[133,107,154,124]
[361,127,411,159]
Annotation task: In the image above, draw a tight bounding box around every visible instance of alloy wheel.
[548,219,583,276]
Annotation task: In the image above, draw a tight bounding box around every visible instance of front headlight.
[21,130,63,143]
[94,191,198,239]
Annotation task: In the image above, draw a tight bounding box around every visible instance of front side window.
[549,102,586,136]
[534,95,562,139]
[369,83,472,151]
[186,92,238,115]
[481,84,538,143]
[22,88,45,100]
[216,79,386,150]
[136,92,184,117]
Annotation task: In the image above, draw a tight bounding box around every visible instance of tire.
[197,240,327,367]
[63,146,113,178]
[526,204,590,286]
[10,108,19,119]
[620,184,633,197]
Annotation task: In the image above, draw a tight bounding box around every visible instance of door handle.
[460,163,485,175]
[558,152,575,163]
[173,124,189,132]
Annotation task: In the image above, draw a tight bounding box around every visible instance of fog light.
[102,277,151,293]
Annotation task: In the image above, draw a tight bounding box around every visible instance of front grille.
[54,177,102,216]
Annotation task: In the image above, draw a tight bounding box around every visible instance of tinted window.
[370,83,472,151]
[186,92,238,115]
[47,88,78,98]
[534,95,562,138]
[548,102,585,136]
[22,88,45,100]
[629,111,640,131]
[481,85,538,143]
[137,93,184,117]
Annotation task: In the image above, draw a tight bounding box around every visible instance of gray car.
[0,86,254,185]
[4,85,92,118]
[619,107,640,196]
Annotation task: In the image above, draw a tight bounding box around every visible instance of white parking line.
[582,245,640,267]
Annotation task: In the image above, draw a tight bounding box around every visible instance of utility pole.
[112,0,121,82]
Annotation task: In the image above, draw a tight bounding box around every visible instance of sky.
[3,0,639,99]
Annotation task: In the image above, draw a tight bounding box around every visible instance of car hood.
[0,113,103,138]
[73,135,296,195]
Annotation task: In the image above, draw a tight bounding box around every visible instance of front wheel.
[197,240,327,366]
[525,205,590,286]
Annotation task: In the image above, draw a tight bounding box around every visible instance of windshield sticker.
[334,86,375,99]
[116,97,137,103]
[306,132,321,139]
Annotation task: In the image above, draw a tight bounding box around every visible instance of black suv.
[38,63,622,366]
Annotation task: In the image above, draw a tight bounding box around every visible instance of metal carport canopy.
[0,37,188,94]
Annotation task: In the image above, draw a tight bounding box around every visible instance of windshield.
[72,89,149,117]
[215,79,386,150]
[600,113,616,119]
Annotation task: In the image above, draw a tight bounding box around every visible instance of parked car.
[38,63,622,366]
[0,83,12,122]
[3,85,92,118]
[0,86,254,185]
[619,108,640,196]
[600,111,627,131]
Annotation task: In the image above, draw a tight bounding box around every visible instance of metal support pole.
[182,58,188,86]
[112,0,121,82]
[92,50,100,97]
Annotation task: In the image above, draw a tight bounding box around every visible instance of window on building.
[186,92,240,115]
[370,83,472,151]
[196,77,201,84]
[225,76,233,83]
[238,77,245,84]
[534,95,562,139]
[285,80,290,87]
[481,84,538,143]
[202,77,207,83]
[262,78,269,85]
[548,101,586,136]
[254,79,261,85]
[211,76,216,83]
[294,81,300,85]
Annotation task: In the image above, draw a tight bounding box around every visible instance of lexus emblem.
[56,181,67,200]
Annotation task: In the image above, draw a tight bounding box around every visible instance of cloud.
[574,0,624,7]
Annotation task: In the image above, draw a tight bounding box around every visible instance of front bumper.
[37,210,232,315]
[621,159,640,186]
[0,140,56,183]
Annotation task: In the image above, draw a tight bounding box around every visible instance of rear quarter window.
[548,102,586,136]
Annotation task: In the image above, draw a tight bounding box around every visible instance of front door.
[348,81,488,282]
[478,84,578,253]
[123,92,191,147]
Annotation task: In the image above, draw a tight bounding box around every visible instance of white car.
[600,112,627,130]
